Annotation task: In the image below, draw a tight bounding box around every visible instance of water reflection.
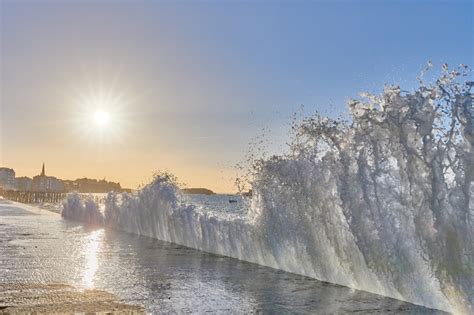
[0,204,447,314]
[82,228,104,289]
[96,230,447,314]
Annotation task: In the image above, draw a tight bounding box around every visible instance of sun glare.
[94,111,110,125]
[71,77,132,145]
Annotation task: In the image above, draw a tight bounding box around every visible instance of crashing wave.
[62,64,473,314]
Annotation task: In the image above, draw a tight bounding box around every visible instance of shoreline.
[0,283,144,314]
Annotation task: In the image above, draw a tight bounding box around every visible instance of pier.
[0,190,67,203]
[0,189,106,205]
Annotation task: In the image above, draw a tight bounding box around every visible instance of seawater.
[62,65,473,314]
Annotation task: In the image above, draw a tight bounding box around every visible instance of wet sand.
[0,283,144,314]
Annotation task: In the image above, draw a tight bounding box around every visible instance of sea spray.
[63,193,103,225]
[62,65,473,314]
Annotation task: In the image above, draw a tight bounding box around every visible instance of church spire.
[41,163,45,176]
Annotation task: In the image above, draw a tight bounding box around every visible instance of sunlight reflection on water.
[0,202,448,314]
[82,229,104,289]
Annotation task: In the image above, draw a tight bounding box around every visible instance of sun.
[94,111,110,125]
[72,79,130,144]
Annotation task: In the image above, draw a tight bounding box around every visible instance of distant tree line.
[181,188,215,195]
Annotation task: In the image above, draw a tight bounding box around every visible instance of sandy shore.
[0,283,144,314]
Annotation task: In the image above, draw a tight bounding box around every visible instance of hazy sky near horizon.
[1,0,472,192]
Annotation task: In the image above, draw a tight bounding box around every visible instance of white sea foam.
[63,64,473,314]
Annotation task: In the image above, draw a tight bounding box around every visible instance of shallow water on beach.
[0,200,446,314]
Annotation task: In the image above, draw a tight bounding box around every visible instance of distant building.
[15,177,32,191]
[66,177,122,193]
[62,180,79,192]
[0,167,16,190]
[31,163,65,192]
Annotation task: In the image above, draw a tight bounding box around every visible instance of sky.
[1,0,472,193]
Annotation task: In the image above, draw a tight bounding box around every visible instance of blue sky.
[1,0,472,191]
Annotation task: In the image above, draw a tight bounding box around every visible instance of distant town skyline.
[1,0,472,192]
[0,163,125,193]
[4,162,121,184]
